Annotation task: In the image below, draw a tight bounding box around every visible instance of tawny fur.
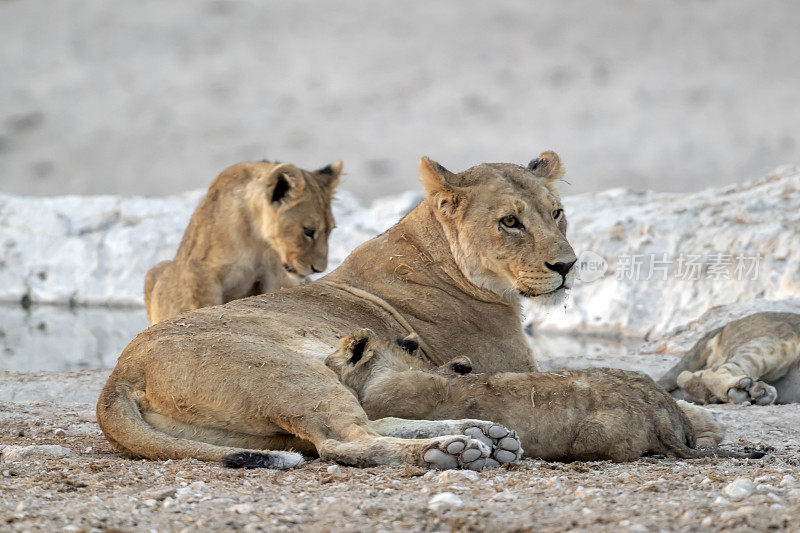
[658,312,800,405]
[97,153,577,468]
[326,330,734,462]
[144,160,341,324]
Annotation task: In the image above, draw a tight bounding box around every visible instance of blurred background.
[0,0,798,201]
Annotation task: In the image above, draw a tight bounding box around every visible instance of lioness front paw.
[727,377,778,406]
[422,436,490,470]
[460,421,524,468]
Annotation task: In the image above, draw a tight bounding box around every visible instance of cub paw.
[460,421,524,468]
[423,435,490,471]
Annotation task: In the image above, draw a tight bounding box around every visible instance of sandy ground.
[3,359,800,531]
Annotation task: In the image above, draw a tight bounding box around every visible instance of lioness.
[98,152,575,469]
[326,329,740,462]
[144,160,341,323]
[658,312,800,405]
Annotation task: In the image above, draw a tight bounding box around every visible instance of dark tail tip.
[746,450,767,459]
[222,451,296,469]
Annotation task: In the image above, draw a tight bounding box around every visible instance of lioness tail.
[96,382,303,469]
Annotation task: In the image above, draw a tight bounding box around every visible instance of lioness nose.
[545,260,576,277]
[311,265,324,273]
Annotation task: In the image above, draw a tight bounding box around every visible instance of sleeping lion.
[325,329,750,462]
[658,312,800,405]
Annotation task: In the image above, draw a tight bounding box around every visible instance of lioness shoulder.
[144,160,341,323]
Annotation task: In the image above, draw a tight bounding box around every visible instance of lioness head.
[419,151,576,302]
[246,161,342,277]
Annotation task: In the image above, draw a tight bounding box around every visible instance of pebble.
[175,481,207,500]
[1,445,75,461]
[326,465,342,476]
[574,486,600,498]
[229,503,254,514]
[491,490,518,501]
[139,487,178,501]
[722,478,754,501]
[701,516,713,527]
[428,492,463,512]
[755,483,778,493]
[438,469,478,483]
[780,474,796,487]
[53,428,67,437]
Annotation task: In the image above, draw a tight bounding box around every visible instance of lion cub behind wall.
[145,160,341,323]
[325,330,742,462]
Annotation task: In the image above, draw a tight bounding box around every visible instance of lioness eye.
[553,209,563,219]
[303,227,315,238]
[500,215,522,229]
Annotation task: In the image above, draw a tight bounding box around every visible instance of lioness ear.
[265,165,304,204]
[419,157,464,218]
[315,160,342,191]
[527,150,564,181]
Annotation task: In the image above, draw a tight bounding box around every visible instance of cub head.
[246,160,342,278]
[419,151,576,304]
[325,329,428,395]
[326,329,475,398]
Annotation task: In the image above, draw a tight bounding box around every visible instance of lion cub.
[658,312,800,405]
[326,330,740,462]
[145,160,341,323]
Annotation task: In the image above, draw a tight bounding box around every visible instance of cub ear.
[339,329,377,365]
[440,356,473,375]
[265,164,303,204]
[419,157,465,218]
[527,150,564,181]
[394,333,420,354]
[315,160,343,191]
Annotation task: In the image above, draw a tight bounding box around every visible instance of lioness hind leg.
[369,417,523,469]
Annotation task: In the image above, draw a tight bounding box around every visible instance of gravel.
[1,389,800,531]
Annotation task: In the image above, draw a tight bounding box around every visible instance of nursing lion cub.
[326,330,743,462]
[144,160,341,323]
[658,312,800,405]
[98,152,574,470]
